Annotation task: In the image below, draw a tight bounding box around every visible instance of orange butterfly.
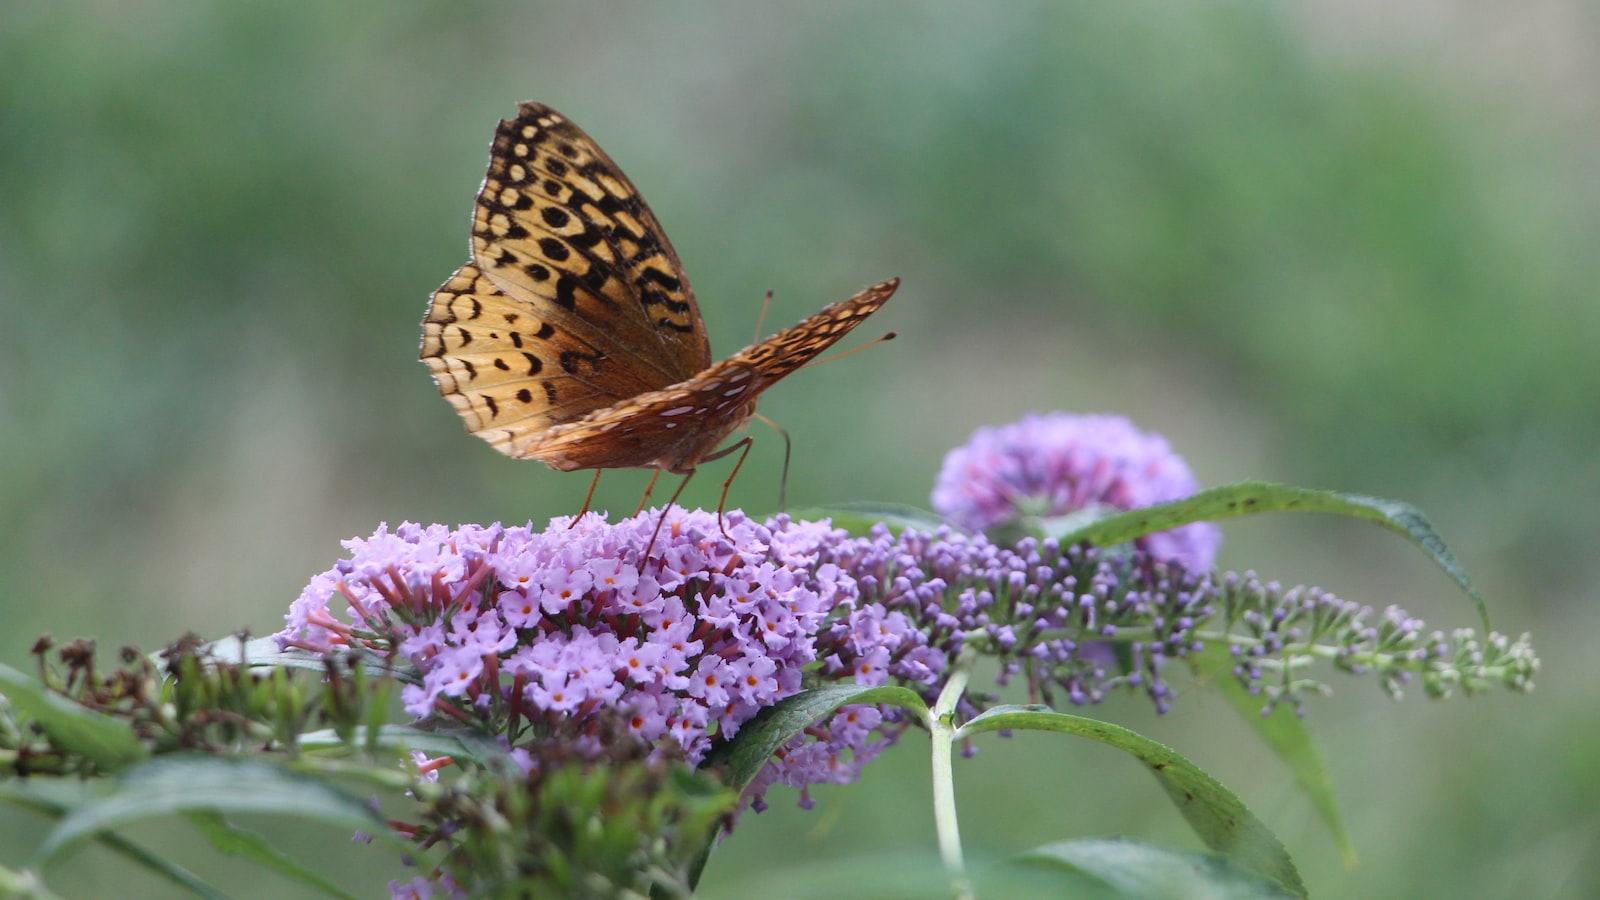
[422,102,897,546]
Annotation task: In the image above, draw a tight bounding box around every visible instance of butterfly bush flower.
[932,412,1222,571]
[280,419,1535,831]
[811,525,1214,716]
[279,508,1535,824]
[279,509,898,808]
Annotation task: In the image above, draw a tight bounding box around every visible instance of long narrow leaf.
[789,503,951,538]
[184,811,355,899]
[37,756,394,863]
[703,684,928,792]
[1189,645,1356,866]
[298,725,517,772]
[166,637,418,685]
[1,781,225,899]
[1057,481,1487,629]
[687,684,929,890]
[1016,836,1298,898]
[955,705,1305,897]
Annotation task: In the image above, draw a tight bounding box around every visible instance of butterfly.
[420,101,898,540]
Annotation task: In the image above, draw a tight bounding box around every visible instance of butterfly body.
[421,101,896,480]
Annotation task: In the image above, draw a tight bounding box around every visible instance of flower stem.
[928,644,976,900]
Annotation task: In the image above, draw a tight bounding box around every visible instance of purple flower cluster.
[279,509,896,801]
[932,412,1222,571]
[281,408,1531,854]
[389,869,462,900]
[740,703,896,813]
[814,526,1213,716]
[278,412,1228,818]
[259,407,1546,898]
[1215,572,1539,712]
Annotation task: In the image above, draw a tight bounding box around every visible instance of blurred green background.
[2,2,1594,896]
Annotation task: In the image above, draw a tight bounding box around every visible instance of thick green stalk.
[928,644,977,900]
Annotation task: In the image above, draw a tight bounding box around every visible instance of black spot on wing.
[537,237,569,261]
[638,267,682,294]
[559,349,605,377]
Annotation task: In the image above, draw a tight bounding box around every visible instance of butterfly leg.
[706,436,755,538]
[634,470,663,516]
[642,470,696,560]
[571,470,603,528]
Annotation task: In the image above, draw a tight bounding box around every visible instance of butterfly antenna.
[753,289,774,341]
[800,331,898,370]
[754,413,792,511]
[572,471,603,529]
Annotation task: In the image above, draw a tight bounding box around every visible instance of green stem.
[928,645,976,900]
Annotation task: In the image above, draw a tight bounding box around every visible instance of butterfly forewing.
[421,102,711,457]
[471,103,708,382]
[422,101,898,478]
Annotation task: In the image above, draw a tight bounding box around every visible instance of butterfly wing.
[525,278,900,473]
[421,102,711,459]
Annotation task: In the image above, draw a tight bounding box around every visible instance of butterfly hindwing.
[721,278,899,382]
[524,278,900,472]
[422,263,640,457]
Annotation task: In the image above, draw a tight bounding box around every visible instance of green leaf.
[955,705,1305,897]
[1057,481,1488,630]
[37,756,395,863]
[298,724,515,770]
[0,663,146,771]
[0,863,63,900]
[1189,644,1356,867]
[703,683,929,791]
[788,502,951,537]
[688,684,928,890]
[184,810,355,899]
[1013,836,1299,899]
[1032,504,1124,543]
[166,637,419,685]
[1,781,225,899]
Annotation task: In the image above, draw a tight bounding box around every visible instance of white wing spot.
[660,406,695,417]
